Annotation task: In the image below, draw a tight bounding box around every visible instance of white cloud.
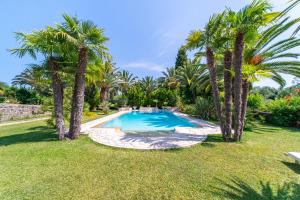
[123,62,166,72]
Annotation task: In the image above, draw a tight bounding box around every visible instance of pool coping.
[80,110,131,134]
[81,110,221,150]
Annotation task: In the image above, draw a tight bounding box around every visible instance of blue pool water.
[99,111,197,132]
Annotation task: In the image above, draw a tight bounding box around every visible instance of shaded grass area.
[0,121,299,200]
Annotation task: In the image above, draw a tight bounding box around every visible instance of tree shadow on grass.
[282,161,300,174]
[214,177,300,200]
[0,126,57,146]
[251,126,282,134]
[201,134,224,148]
[251,124,300,134]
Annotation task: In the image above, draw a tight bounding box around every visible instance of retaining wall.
[0,103,43,121]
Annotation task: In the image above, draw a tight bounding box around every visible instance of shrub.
[0,96,5,103]
[99,101,110,114]
[181,97,216,120]
[83,111,97,118]
[15,88,42,104]
[182,104,196,115]
[176,96,184,111]
[247,93,265,110]
[266,96,300,127]
[193,97,216,120]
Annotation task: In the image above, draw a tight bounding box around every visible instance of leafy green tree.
[127,83,145,107]
[151,88,177,107]
[252,87,278,100]
[277,84,300,98]
[175,46,188,69]
[15,88,42,104]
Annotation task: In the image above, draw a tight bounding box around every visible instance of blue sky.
[0,0,299,88]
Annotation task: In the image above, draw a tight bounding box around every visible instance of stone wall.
[0,104,43,122]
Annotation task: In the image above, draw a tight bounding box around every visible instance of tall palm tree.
[186,17,237,140]
[240,16,300,130]
[118,70,137,95]
[227,0,272,141]
[186,13,226,136]
[57,15,109,139]
[184,0,300,142]
[10,27,69,140]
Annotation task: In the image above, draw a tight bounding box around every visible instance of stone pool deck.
[81,111,221,150]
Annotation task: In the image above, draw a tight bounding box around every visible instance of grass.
[81,110,117,123]
[0,120,299,200]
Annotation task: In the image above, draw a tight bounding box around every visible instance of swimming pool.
[98,111,197,132]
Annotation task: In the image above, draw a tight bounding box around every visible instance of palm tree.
[98,62,118,102]
[10,27,68,140]
[57,15,109,139]
[12,64,51,95]
[86,60,118,102]
[176,62,204,102]
[183,0,300,142]
[223,50,233,140]
[141,76,156,105]
[186,13,226,135]
[162,67,179,90]
[240,16,300,131]
[227,0,272,141]
[118,70,137,95]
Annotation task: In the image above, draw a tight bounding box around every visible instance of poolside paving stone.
[82,111,221,150]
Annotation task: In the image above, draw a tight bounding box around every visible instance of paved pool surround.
[81,110,221,150]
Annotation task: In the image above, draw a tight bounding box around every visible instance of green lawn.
[81,110,117,123]
[0,121,299,200]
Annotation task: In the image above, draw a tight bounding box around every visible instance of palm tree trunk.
[69,46,88,139]
[240,79,249,136]
[223,50,233,141]
[100,87,109,102]
[48,58,65,140]
[206,47,225,136]
[233,30,244,142]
